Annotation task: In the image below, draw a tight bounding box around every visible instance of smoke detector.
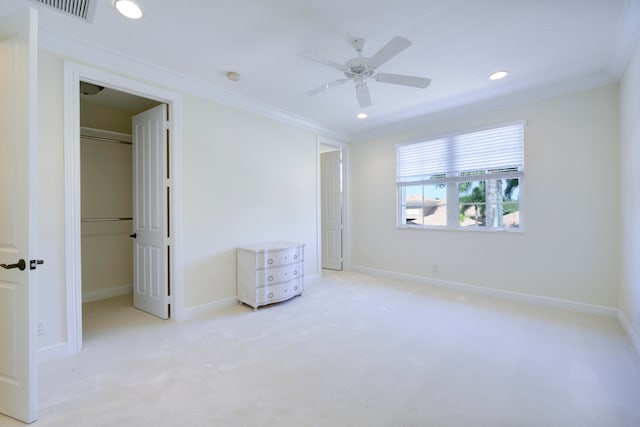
[31,0,96,22]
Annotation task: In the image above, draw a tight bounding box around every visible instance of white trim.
[617,310,640,358]
[350,265,619,318]
[181,297,239,321]
[36,343,68,364]
[82,285,132,303]
[317,136,350,273]
[63,61,185,354]
[40,29,346,142]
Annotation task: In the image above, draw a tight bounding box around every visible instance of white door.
[132,104,169,319]
[0,7,39,424]
[321,150,343,270]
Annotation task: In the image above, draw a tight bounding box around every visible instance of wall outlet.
[432,264,439,274]
[37,320,46,336]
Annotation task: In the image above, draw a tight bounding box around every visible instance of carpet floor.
[2,270,639,426]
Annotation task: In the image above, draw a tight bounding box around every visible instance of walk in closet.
[79,85,161,317]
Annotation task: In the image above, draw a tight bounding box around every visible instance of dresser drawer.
[258,262,302,286]
[257,246,303,269]
[257,277,303,303]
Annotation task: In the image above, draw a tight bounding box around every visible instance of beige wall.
[182,95,317,307]
[80,101,132,134]
[350,84,620,308]
[620,40,640,341]
[37,50,66,350]
[36,49,319,351]
[79,127,133,300]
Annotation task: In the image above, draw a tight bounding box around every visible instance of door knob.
[0,259,26,271]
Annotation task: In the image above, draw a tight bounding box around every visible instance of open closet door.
[0,7,39,423]
[132,104,169,319]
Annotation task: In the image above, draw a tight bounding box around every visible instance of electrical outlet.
[37,320,46,336]
[433,264,439,274]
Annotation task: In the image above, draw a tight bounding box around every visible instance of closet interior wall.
[80,100,134,303]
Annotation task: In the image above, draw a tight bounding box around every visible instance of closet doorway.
[318,137,348,271]
[79,84,169,334]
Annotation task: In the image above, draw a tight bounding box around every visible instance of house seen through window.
[396,122,525,231]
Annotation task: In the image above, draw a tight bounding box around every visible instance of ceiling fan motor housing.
[345,57,373,79]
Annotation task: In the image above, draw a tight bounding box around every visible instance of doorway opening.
[79,86,166,340]
[64,62,184,354]
[318,137,348,272]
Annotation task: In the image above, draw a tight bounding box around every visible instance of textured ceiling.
[2,0,639,141]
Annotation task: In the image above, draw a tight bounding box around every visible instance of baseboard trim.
[350,265,618,318]
[617,310,640,358]
[82,285,132,303]
[180,296,239,321]
[37,342,68,364]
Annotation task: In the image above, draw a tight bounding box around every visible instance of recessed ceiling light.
[357,113,367,119]
[114,0,143,19]
[489,71,508,80]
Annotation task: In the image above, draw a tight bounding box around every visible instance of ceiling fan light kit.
[302,36,431,108]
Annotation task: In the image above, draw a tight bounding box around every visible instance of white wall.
[350,84,620,308]
[36,49,319,351]
[620,40,640,343]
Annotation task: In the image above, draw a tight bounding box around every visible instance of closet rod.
[81,135,132,145]
[81,217,133,223]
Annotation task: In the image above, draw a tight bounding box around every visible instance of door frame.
[63,61,185,354]
[316,136,349,273]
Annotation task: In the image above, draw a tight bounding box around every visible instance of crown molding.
[38,28,349,142]
[350,69,619,142]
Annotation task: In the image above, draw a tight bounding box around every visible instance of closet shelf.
[81,217,133,223]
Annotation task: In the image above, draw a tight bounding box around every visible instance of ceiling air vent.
[32,0,96,22]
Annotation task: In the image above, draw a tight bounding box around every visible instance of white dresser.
[236,241,304,310]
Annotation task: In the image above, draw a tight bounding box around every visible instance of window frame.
[396,121,526,233]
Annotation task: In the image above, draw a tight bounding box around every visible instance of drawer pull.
[268,258,273,265]
[294,285,298,291]
[294,254,298,260]
[268,293,273,299]
[294,270,298,275]
[268,276,274,282]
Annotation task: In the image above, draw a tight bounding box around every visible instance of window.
[396,122,525,231]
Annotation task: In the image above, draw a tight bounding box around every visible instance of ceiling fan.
[301,36,431,108]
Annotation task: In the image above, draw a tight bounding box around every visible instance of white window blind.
[397,123,524,183]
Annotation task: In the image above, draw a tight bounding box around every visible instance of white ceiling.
[3,0,639,141]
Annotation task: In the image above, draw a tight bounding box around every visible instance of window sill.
[397,224,525,234]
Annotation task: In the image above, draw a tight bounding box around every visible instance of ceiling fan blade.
[306,79,350,96]
[299,51,347,72]
[367,36,412,70]
[375,73,431,88]
[356,82,372,108]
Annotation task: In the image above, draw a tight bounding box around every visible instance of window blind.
[397,123,524,182]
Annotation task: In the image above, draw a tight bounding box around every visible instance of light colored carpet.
[2,270,639,426]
